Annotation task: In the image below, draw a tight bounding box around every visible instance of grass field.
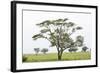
[23,52,91,62]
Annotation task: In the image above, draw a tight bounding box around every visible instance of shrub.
[23,56,27,62]
[68,48,78,52]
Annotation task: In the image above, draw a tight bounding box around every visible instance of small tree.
[34,48,40,55]
[68,47,78,52]
[41,48,48,54]
[82,46,88,52]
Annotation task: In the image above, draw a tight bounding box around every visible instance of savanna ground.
[23,52,91,62]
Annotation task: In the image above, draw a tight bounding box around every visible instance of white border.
[16,3,96,70]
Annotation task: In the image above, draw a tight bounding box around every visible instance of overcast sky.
[23,10,93,54]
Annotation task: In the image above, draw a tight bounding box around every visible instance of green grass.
[23,52,91,62]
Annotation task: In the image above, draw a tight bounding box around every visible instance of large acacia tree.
[32,18,84,60]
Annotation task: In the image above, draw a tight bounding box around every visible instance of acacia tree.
[32,18,84,60]
[41,48,48,54]
[34,48,40,55]
[82,46,88,52]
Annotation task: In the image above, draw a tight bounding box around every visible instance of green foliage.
[76,36,84,41]
[63,18,68,21]
[75,35,84,47]
[72,28,75,32]
[76,26,83,30]
[32,34,43,40]
[40,29,50,33]
[36,20,52,27]
[67,22,75,27]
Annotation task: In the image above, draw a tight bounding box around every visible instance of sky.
[22,9,93,54]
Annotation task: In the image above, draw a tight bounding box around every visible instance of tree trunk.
[58,50,63,60]
[56,36,63,60]
[58,55,62,60]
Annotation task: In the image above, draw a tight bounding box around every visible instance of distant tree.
[82,46,88,52]
[41,48,48,54]
[68,47,78,52]
[34,48,40,55]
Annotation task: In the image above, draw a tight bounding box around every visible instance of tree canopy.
[32,18,84,60]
